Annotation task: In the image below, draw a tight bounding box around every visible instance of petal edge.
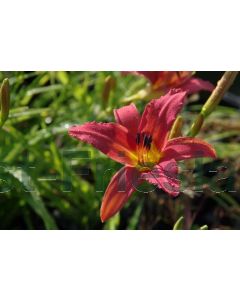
[163,137,216,161]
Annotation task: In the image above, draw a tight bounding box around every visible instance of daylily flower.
[133,71,214,93]
[122,71,214,103]
[69,89,216,222]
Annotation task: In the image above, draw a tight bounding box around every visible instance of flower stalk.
[189,71,238,137]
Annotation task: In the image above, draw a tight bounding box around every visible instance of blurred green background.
[0,71,240,229]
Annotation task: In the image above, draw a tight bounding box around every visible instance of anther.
[147,135,152,150]
[136,133,141,145]
[143,134,152,150]
[143,135,149,148]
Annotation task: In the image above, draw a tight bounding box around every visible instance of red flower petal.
[69,122,137,166]
[114,103,140,136]
[100,166,141,222]
[152,71,193,91]
[134,71,163,85]
[138,89,187,150]
[180,78,214,94]
[125,71,213,95]
[141,159,180,196]
[163,137,217,161]
[130,71,192,89]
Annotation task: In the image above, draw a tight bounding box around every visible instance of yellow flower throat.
[135,132,162,172]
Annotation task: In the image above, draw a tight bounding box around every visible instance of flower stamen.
[136,132,154,169]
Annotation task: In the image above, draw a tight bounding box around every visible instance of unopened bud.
[173,216,184,230]
[122,85,152,103]
[0,78,10,127]
[200,225,208,230]
[102,75,116,107]
[169,116,183,139]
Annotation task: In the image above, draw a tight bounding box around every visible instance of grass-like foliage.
[0,71,239,229]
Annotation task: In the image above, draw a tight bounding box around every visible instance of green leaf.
[7,167,57,229]
[127,200,143,229]
[104,214,120,230]
[213,143,240,159]
[56,71,69,85]
[173,216,184,230]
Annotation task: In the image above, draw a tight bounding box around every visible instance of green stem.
[188,71,238,137]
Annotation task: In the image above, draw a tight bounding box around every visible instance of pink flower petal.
[163,137,217,161]
[114,103,141,135]
[100,166,141,222]
[141,159,180,196]
[138,89,187,150]
[69,122,137,166]
[180,78,214,94]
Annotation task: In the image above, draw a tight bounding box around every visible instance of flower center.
[135,132,162,171]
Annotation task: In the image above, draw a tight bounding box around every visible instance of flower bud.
[102,75,116,107]
[169,116,183,139]
[200,225,208,230]
[121,85,152,103]
[173,216,184,230]
[0,78,10,127]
